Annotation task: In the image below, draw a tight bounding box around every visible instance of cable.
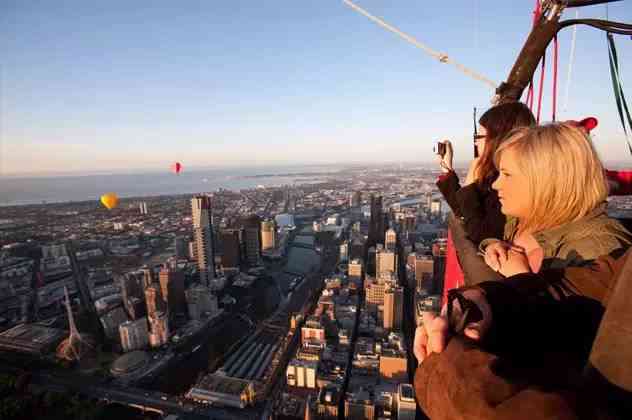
[563,10,579,113]
[552,35,559,121]
[536,52,547,124]
[341,0,497,90]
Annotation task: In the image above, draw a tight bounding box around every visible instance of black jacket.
[436,170,505,244]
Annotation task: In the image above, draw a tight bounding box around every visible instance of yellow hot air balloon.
[100,193,119,210]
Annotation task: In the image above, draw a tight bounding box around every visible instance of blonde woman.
[482,123,631,277]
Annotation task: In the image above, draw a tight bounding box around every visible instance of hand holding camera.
[435,140,454,173]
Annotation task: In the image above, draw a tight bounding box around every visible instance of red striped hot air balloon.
[171,162,182,175]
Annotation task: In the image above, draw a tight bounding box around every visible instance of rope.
[536,52,547,124]
[563,10,579,113]
[552,35,559,121]
[607,33,632,154]
[341,0,497,90]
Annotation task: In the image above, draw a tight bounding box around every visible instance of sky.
[2,0,632,176]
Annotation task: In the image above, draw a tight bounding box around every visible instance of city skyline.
[3,0,632,176]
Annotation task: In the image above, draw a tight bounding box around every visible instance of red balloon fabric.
[171,162,182,174]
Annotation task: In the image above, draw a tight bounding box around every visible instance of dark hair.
[476,102,536,186]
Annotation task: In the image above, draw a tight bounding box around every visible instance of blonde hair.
[494,123,608,234]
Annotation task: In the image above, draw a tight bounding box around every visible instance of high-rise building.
[220,229,241,269]
[185,284,218,320]
[430,199,442,215]
[148,311,169,348]
[174,236,188,259]
[192,195,216,285]
[260,220,276,251]
[348,259,363,287]
[339,241,349,262]
[140,266,154,290]
[145,284,166,320]
[368,194,385,247]
[385,228,397,251]
[126,297,146,320]
[159,266,185,316]
[120,271,145,320]
[349,191,362,208]
[139,202,148,215]
[414,254,434,291]
[425,191,432,210]
[397,384,417,420]
[242,215,261,267]
[383,286,403,331]
[119,317,149,352]
[376,245,398,279]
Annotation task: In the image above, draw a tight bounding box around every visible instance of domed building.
[110,350,150,377]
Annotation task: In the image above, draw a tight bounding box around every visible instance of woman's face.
[475,125,487,156]
[492,148,531,219]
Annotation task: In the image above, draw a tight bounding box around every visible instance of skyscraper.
[368,194,384,247]
[185,284,218,321]
[145,284,166,320]
[242,215,261,267]
[385,228,397,251]
[220,229,241,269]
[376,245,398,279]
[120,271,145,320]
[140,266,154,290]
[260,220,276,251]
[119,318,149,352]
[192,195,216,285]
[383,286,403,331]
[349,191,362,208]
[159,266,185,316]
[148,311,169,348]
[174,236,188,259]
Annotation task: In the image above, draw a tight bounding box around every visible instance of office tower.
[348,259,363,287]
[376,245,398,279]
[349,191,362,208]
[425,191,432,210]
[159,266,185,316]
[185,284,218,320]
[174,236,188,259]
[339,241,349,263]
[145,284,166,319]
[242,215,261,267]
[430,199,442,215]
[119,317,149,352]
[433,255,446,295]
[148,311,169,348]
[139,202,148,215]
[260,220,276,251]
[414,254,434,291]
[220,229,241,269]
[192,195,216,285]
[383,286,403,331]
[120,271,145,320]
[385,228,397,251]
[397,384,417,420]
[368,194,384,247]
[317,385,341,418]
[350,235,366,261]
[140,266,154,290]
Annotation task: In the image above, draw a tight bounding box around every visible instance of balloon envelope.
[171,162,182,174]
[100,193,119,210]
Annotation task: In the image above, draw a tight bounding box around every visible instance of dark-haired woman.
[437,102,536,244]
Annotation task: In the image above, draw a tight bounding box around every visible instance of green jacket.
[482,204,632,270]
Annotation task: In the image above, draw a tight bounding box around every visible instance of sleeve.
[436,171,464,217]
[455,184,504,244]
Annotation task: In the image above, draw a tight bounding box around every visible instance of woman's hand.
[483,241,511,272]
[437,140,454,173]
[464,157,480,185]
[414,289,493,365]
[497,248,532,277]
